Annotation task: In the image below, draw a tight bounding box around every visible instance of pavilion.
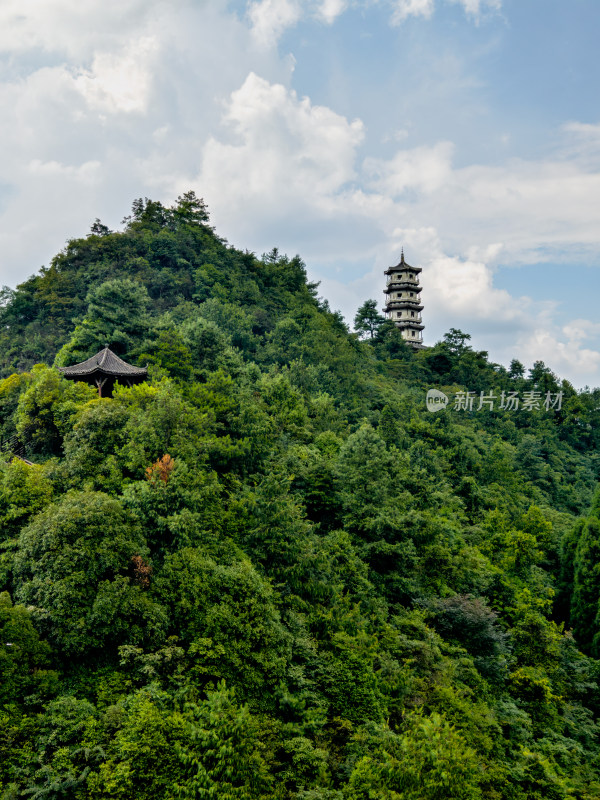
[58,347,148,397]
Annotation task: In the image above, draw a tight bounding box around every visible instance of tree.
[138,328,193,380]
[171,190,210,228]
[2,193,600,798]
[89,219,112,236]
[54,278,151,364]
[442,327,472,356]
[429,595,510,680]
[390,713,483,800]
[570,490,600,654]
[508,359,525,380]
[88,684,272,800]
[354,300,385,339]
[374,320,414,360]
[86,690,187,799]
[195,299,259,353]
[345,713,482,800]
[528,360,559,393]
[378,405,401,449]
[334,423,395,533]
[13,491,166,656]
[15,365,96,456]
[62,397,131,492]
[155,549,290,704]
[0,592,55,705]
[177,684,273,799]
[181,317,242,376]
[0,459,53,541]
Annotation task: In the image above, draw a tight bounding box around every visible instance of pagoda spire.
[382,252,424,348]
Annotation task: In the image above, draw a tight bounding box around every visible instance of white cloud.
[382,228,537,333]
[563,121,600,142]
[27,159,101,182]
[0,0,169,58]
[74,37,159,114]
[245,0,500,42]
[517,327,600,383]
[389,0,500,24]
[247,0,303,47]
[243,0,501,44]
[353,132,600,384]
[0,156,106,288]
[428,256,523,321]
[390,0,435,24]
[191,69,600,386]
[365,142,454,195]
[450,0,502,18]
[316,0,348,23]
[198,72,364,231]
[562,319,600,343]
[364,131,600,265]
[0,65,88,167]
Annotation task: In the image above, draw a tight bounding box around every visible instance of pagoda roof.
[385,251,422,274]
[58,347,147,378]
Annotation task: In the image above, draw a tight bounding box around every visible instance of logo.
[424,388,563,413]
[426,389,449,413]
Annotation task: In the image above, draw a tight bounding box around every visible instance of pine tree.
[354,299,384,339]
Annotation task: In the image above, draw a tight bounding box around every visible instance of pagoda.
[58,347,148,397]
[382,251,424,347]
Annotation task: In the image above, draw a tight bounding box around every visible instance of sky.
[1,0,600,387]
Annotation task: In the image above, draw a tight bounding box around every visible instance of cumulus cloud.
[198,72,365,235]
[517,327,600,384]
[381,227,539,338]
[245,0,500,42]
[364,133,600,265]
[75,37,159,114]
[0,0,169,58]
[365,142,454,195]
[27,159,101,182]
[247,0,303,47]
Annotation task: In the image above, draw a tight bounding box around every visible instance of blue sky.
[1,0,600,386]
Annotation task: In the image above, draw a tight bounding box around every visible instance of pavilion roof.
[58,347,147,378]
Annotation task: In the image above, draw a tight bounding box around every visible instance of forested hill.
[2,194,600,799]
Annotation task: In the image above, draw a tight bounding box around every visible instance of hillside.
[1,194,600,799]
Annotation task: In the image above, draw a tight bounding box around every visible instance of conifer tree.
[354,299,385,339]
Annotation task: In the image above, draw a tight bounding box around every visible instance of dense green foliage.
[1,193,600,798]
